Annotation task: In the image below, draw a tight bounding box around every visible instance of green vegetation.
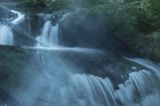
[58,0,160,62]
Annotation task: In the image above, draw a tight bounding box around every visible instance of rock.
[0,6,17,21]
[59,9,134,56]
[11,13,45,46]
[0,45,33,105]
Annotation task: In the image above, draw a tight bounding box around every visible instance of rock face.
[12,13,45,46]
[0,6,17,22]
[59,9,134,56]
[0,46,33,106]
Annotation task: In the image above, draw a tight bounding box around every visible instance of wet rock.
[11,13,45,46]
[0,6,17,21]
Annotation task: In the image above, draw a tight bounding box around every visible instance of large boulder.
[59,0,160,62]
[59,8,134,56]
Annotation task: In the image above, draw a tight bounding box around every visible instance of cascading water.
[24,13,160,106]
[33,14,102,53]
[0,9,25,46]
[36,20,59,47]
[114,69,160,106]
[0,7,160,106]
[126,57,160,78]
[66,70,160,106]
[35,13,71,48]
[11,10,25,25]
[12,55,160,106]
[0,24,13,45]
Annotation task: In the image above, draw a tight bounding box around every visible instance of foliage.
[60,0,160,62]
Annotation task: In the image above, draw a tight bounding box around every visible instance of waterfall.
[0,24,13,45]
[0,10,25,46]
[14,66,160,106]
[11,10,25,25]
[125,58,160,78]
[115,69,160,106]
[33,13,102,54]
[36,21,59,47]
[66,69,160,106]
[0,9,159,106]
[64,74,117,106]
[35,13,71,48]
